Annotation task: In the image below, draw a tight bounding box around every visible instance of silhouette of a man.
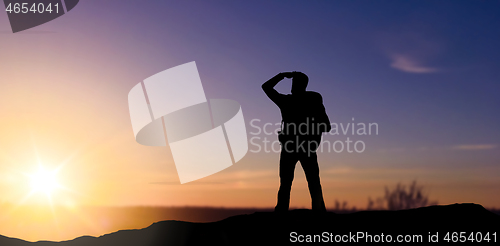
[262,71,330,212]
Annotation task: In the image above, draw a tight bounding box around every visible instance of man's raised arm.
[262,72,292,104]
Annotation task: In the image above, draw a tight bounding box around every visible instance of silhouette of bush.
[367,180,438,210]
[332,199,357,213]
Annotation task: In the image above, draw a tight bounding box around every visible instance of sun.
[28,167,61,196]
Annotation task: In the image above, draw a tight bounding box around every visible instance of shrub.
[367,180,438,210]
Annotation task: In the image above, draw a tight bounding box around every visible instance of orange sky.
[0,21,499,242]
[1,0,499,242]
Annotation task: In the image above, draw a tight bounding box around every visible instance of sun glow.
[29,167,60,195]
[25,166,64,199]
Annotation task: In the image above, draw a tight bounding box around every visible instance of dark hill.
[1,203,499,245]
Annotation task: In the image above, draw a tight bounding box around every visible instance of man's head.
[291,72,308,95]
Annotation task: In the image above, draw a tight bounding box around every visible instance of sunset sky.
[0,0,499,241]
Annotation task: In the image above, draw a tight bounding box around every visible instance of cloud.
[323,167,353,174]
[376,31,443,74]
[390,54,439,73]
[378,144,497,153]
[148,170,275,185]
[214,170,275,180]
[149,181,225,185]
[377,147,407,153]
[452,144,497,150]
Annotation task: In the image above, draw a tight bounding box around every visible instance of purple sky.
[0,0,499,209]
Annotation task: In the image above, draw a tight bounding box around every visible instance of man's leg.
[275,150,298,212]
[299,151,326,212]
